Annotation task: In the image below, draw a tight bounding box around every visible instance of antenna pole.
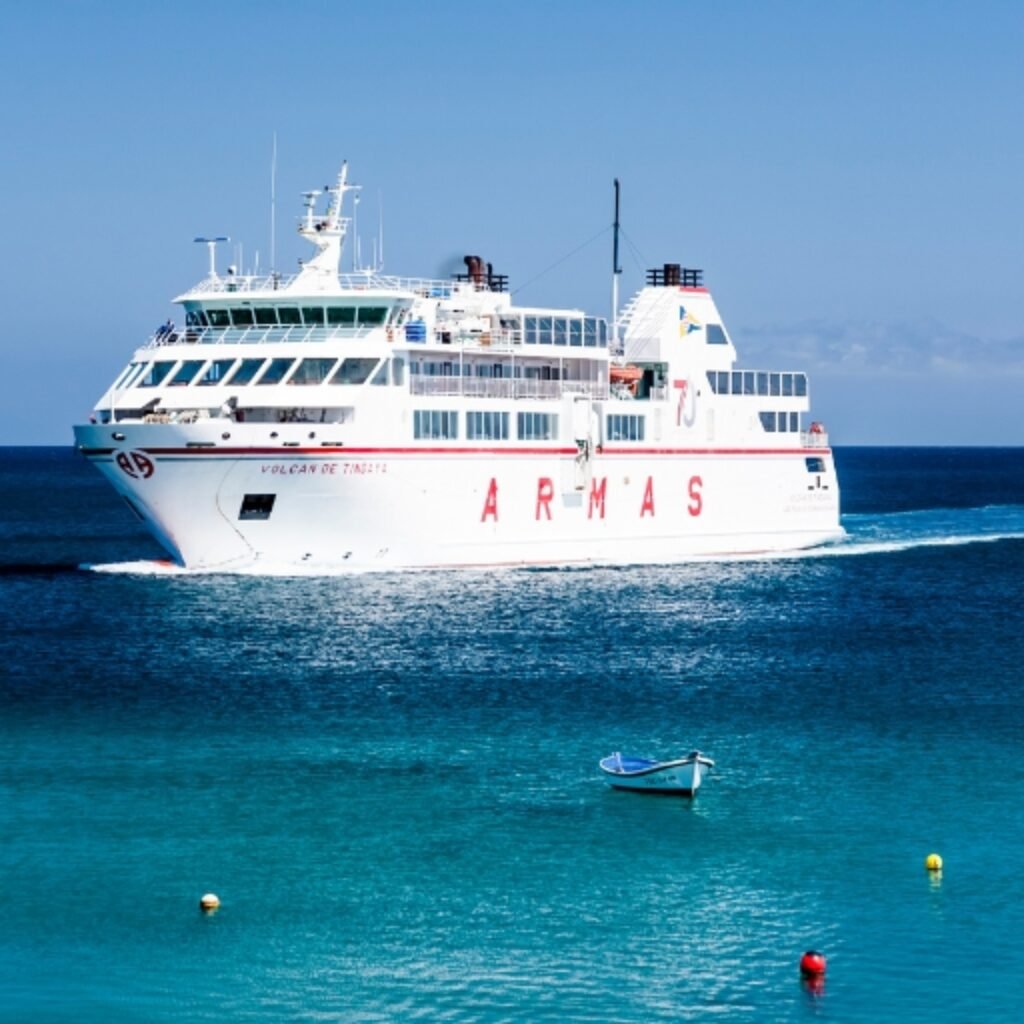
[270,132,277,272]
[195,236,229,279]
[612,178,622,350]
[353,195,360,271]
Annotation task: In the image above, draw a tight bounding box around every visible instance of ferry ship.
[73,164,842,571]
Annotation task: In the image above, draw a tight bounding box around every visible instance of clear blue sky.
[2,0,1021,444]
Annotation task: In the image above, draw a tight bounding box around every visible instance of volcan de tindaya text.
[73,165,843,571]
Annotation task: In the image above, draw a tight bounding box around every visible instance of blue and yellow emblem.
[679,305,701,337]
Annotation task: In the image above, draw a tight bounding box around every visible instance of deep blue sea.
[2,446,1023,1022]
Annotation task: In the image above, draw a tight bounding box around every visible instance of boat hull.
[73,421,843,572]
[599,753,714,796]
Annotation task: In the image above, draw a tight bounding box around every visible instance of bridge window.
[277,306,302,325]
[289,358,337,385]
[707,324,728,345]
[569,319,582,346]
[327,306,356,325]
[254,307,278,325]
[302,306,325,325]
[553,319,567,345]
[759,411,777,432]
[207,309,231,328]
[139,362,176,388]
[584,318,596,347]
[230,307,255,326]
[255,358,296,385]
[226,358,267,386]
[198,359,238,386]
[795,374,807,397]
[168,360,205,386]
[517,412,558,441]
[414,410,458,440]
[782,373,794,397]
[743,372,755,395]
[606,414,645,441]
[330,358,379,385]
[757,372,769,395]
[770,373,781,396]
[357,306,388,325]
[467,411,509,440]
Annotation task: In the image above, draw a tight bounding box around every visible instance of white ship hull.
[73,162,844,572]
[74,421,842,572]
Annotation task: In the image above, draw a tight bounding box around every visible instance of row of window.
[184,305,395,329]
[117,356,401,391]
[413,411,560,441]
[706,370,808,397]
[606,414,646,442]
[521,316,608,347]
[759,411,801,433]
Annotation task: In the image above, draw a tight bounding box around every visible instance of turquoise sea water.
[2,447,1023,1021]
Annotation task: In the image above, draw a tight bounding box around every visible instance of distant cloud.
[737,319,1024,377]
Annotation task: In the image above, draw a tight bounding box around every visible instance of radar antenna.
[194,236,230,280]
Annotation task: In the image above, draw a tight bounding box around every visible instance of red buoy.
[799,950,827,976]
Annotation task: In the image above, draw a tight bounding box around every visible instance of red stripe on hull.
[135,446,831,458]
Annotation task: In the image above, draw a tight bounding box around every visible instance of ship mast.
[611,178,622,352]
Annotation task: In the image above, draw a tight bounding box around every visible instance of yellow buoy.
[199,892,221,912]
[925,853,943,872]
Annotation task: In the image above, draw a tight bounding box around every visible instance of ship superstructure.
[73,164,842,570]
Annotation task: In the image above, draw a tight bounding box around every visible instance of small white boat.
[599,750,714,795]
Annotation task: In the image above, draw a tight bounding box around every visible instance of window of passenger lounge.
[225,358,267,386]
[289,358,337,385]
[139,362,176,387]
[255,358,296,385]
[198,359,238,385]
[330,358,380,384]
[168,360,205,386]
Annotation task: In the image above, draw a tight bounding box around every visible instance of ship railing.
[409,377,609,401]
[144,323,527,349]
[426,328,522,351]
[146,324,384,348]
[801,428,830,448]
[182,272,462,298]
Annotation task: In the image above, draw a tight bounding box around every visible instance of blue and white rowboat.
[599,750,714,795]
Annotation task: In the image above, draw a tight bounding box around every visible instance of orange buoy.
[799,950,827,976]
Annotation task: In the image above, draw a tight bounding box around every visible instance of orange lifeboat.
[609,364,643,394]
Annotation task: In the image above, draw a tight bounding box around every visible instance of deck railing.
[182,271,487,298]
[409,377,609,401]
[147,324,389,348]
[801,428,830,448]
